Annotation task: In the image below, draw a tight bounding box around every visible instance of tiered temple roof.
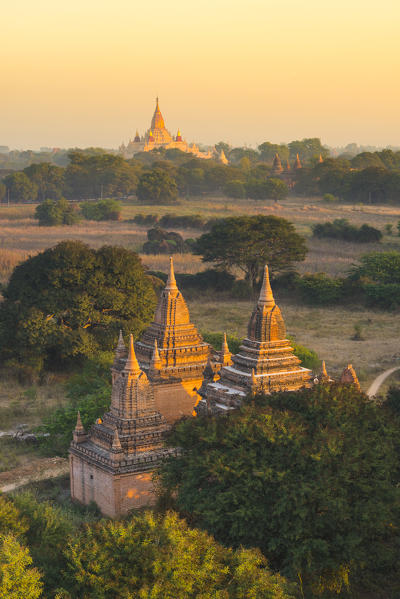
[147,97,173,144]
[198,265,312,414]
[135,257,212,382]
[70,335,171,475]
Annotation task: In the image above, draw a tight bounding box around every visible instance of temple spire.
[124,334,141,375]
[272,153,283,174]
[294,153,302,169]
[165,256,178,291]
[75,411,84,433]
[220,332,232,367]
[258,265,275,309]
[149,338,162,375]
[340,364,360,390]
[111,426,122,451]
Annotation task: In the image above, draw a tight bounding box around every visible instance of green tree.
[80,198,122,221]
[35,198,80,226]
[158,385,400,595]
[63,512,294,599]
[0,494,28,538]
[350,251,400,283]
[3,172,38,202]
[0,241,156,374]
[288,138,329,162]
[23,163,65,201]
[195,215,307,289]
[0,534,43,598]
[136,167,178,204]
[65,152,138,200]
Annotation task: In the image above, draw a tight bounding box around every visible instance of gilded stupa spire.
[124,334,141,375]
[258,265,275,309]
[165,256,178,291]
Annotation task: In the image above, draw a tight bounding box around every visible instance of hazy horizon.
[1,0,399,149]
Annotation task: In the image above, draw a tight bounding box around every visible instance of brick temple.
[135,257,212,422]
[69,335,173,517]
[196,265,312,414]
[70,260,360,516]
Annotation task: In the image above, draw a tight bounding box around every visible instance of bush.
[35,198,80,226]
[133,213,159,226]
[80,198,122,221]
[288,336,320,370]
[322,193,340,202]
[159,213,207,229]
[363,283,400,309]
[201,332,242,354]
[142,228,191,254]
[312,219,382,243]
[350,251,400,283]
[297,272,344,305]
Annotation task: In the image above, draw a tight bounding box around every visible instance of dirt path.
[0,456,69,493]
[367,367,400,398]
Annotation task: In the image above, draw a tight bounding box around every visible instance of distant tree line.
[3,142,400,204]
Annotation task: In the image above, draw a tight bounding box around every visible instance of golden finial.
[165,256,178,291]
[124,334,141,374]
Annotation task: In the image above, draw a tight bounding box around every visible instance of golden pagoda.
[134,257,212,422]
[70,335,171,517]
[120,97,213,160]
[197,266,312,414]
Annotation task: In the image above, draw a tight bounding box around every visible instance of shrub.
[322,193,340,202]
[312,219,382,243]
[133,213,159,226]
[159,213,207,229]
[363,283,400,309]
[35,198,80,226]
[350,251,400,283]
[80,198,122,221]
[142,228,191,254]
[296,272,344,304]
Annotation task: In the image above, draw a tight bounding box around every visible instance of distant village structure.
[119,97,220,161]
[70,259,360,516]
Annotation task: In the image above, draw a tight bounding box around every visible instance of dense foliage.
[312,219,382,243]
[159,384,400,596]
[0,241,156,376]
[80,199,122,221]
[142,227,195,254]
[0,494,294,599]
[136,167,178,204]
[35,198,80,226]
[195,215,307,289]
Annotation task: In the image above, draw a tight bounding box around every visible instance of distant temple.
[119,97,216,161]
[70,260,360,516]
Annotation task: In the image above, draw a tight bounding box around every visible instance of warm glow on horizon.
[1,0,400,149]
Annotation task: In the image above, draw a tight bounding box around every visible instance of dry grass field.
[1,196,400,392]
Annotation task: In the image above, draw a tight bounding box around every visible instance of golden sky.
[1,0,400,149]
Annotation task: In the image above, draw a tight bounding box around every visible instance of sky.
[1,0,400,150]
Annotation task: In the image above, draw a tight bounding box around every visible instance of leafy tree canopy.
[34,198,80,226]
[0,534,43,599]
[3,171,38,203]
[195,215,307,289]
[0,241,156,375]
[63,511,295,599]
[158,384,400,596]
[136,167,178,204]
[350,251,400,283]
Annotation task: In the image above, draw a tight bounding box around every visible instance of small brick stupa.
[197,265,312,414]
[69,335,171,517]
[135,257,212,422]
